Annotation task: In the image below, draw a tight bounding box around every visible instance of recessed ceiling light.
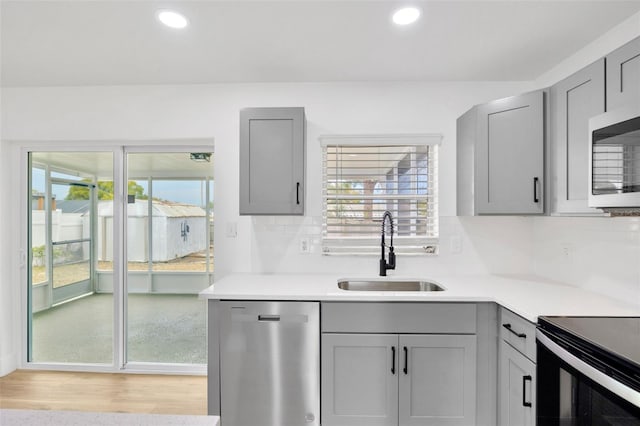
[392,7,421,26]
[157,10,188,29]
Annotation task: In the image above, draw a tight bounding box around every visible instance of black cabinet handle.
[533,177,539,203]
[522,375,532,407]
[391,346,396,375]
[502,323,526,339]
[296,182,300,205]
[403,346,408,375]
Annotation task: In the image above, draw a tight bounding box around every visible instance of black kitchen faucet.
[379,210,396,276]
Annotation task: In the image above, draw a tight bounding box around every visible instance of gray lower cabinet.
[606,36,640,111]
[239,107,305,215]
[551,58,605,214]
[398,334,477,426]
[457,90,546,215]
[321,334,398,426]
[322,333,477,426]
[498,307,537,426]
[499,341,536,426]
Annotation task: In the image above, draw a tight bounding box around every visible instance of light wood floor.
[0,370,207,415]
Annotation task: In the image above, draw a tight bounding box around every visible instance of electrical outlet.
[299,237,310,254]
[561,243,572,260]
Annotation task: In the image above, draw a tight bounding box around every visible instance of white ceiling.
[2,0,640,87]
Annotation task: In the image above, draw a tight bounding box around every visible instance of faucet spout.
[380,211,396,276]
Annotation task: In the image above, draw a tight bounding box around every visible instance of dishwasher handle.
[258,315,281,322]
[230,308,309,323]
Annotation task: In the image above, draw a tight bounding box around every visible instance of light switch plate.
[225,222,238,238]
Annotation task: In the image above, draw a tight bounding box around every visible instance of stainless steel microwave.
[589,105,640,212]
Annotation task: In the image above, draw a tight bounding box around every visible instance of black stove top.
[539,316,640,369]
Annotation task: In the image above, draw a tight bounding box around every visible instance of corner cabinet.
[239,107,305,215]
[550,58,605,214]
[498,308,537,426]
[606,36,640,111]
[321,303,479,426]
[457,90,546,215]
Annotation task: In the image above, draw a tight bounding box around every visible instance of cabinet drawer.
[322,302,477,334]
[499,308,536,362]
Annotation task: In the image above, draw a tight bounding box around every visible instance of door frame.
[20,141,213,374]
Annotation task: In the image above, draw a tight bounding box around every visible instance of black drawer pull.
[533,177,539,203]
[502,323,526,339]
[391,346,396,375]
[296,182,300,205]
[403,346,408,375]
[522,375,532,407]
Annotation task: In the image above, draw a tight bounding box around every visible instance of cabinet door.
[606,36,640,111]
[398,335,477,426]
[476,91,545,214]
[551,59,605,214]
[239,107,305,215]
[321,334,399,426]
[499,341,536,426]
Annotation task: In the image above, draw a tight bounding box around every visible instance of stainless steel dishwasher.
[219,301,319,426]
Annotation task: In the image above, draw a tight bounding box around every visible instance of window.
[321,134,440,255]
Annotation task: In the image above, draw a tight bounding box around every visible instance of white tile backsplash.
[532,217,640,307]
[250,215,534,276]
[248,214,640,308]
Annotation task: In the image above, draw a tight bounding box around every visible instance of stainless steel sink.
[337,279,445,292]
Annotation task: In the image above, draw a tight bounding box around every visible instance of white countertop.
[199,273,640,323]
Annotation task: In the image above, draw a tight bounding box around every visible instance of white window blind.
[321,135,440,255]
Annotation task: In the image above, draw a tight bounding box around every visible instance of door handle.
[502,323,527,339]
[296,182,300,205]
[403,346,408,375]
[522,375,532,407]
[533,177,539,203]
[391,346,396,375]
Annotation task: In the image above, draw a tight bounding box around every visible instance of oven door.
[536,330,640,426]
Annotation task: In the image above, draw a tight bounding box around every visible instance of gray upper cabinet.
[551,59,605,214]
[606,36,640,111]
[457,90,545,215]
[239,107,305,215]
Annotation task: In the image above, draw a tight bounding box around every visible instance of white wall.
[528,10,640,308]
[535,11,640,88]
[532,217,640,307]
[0,81,536,374]
[1,81,536,275]
[2,9,639,375]
[0,139,18,376]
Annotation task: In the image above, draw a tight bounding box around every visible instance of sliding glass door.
[28,152,113,364]
[125,151,213,365]
[26,147,213,370]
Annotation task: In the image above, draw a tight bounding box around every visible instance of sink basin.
[337,279,445,292]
